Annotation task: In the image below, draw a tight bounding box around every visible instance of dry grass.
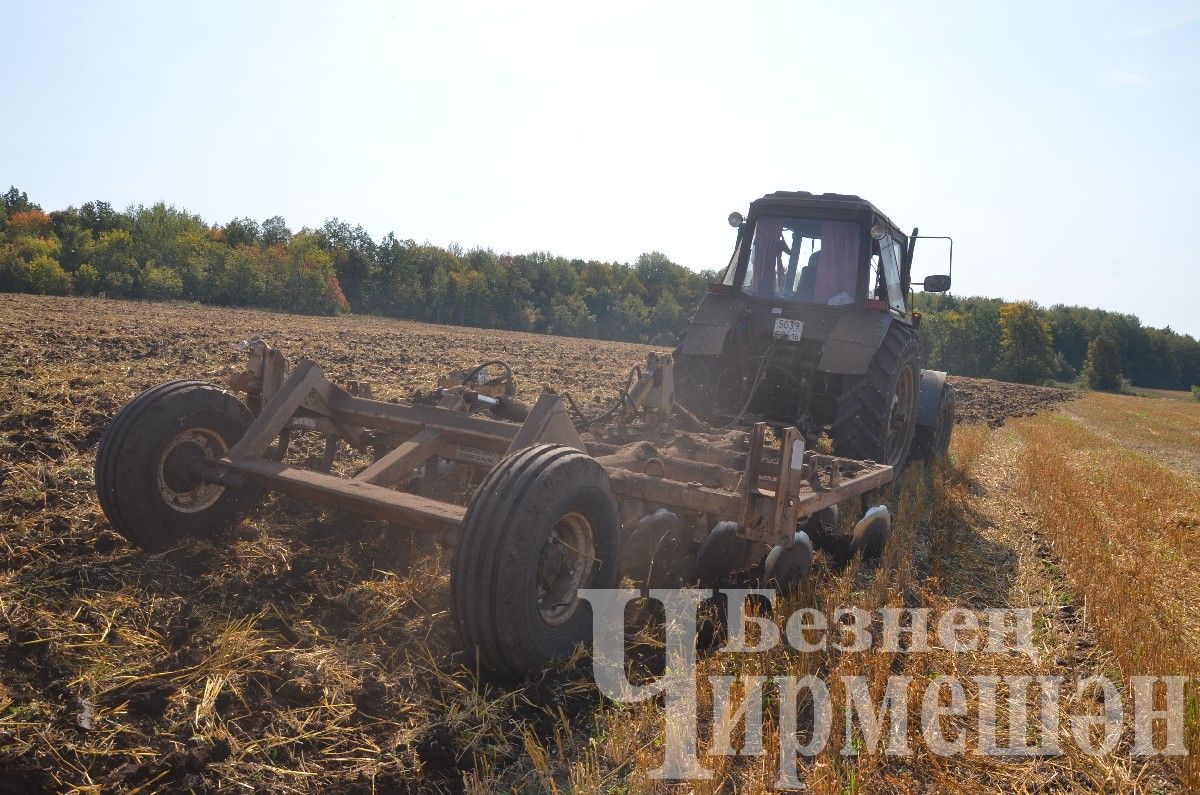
[528,428,1180,794]
[1058,390,1200,476]
[1129,387,1196,403]
[0,294,1195,792]
[0,293,660,792]
[1013,398,1200,787]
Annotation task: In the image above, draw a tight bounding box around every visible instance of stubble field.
[0,294,1196,793]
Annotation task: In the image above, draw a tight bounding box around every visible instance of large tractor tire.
[452,444,620,681]
[832,328,921,470]
[911,382,956,461]
[95,380,253,551]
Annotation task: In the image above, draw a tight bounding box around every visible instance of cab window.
[880,236,906,314]
[738,217,861,305]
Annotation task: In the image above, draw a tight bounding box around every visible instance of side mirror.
[728,211,744,228]
[923,274,951,292]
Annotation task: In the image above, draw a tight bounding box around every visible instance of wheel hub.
[536,512,596,626]
[156,428,228,513]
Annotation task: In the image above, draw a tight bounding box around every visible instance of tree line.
[915,294,1200,391]
[0,187,712,344]
[3,186,1198,391]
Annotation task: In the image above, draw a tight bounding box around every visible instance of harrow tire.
[95,380,253,552]
[452,444,619,682]
[832,327,921,471]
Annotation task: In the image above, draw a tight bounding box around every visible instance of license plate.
[773,318,804,342]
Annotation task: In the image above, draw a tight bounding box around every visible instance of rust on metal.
[195,338,897,582]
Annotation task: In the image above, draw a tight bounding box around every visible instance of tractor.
[90,192,959,681]
[673,191,956,470]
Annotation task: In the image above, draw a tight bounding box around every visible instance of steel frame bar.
[213,456,465,531]
[207,344,895,546]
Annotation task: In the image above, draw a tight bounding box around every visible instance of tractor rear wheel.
[832,328,921,470]
[452,444,619,681]
[95,380,253,551]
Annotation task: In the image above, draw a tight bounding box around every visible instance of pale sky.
[3,1,1198,336]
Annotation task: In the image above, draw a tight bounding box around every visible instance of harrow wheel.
[95,380,252,552]
[452,444,619,681]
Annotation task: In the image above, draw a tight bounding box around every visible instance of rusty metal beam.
[212,456,465,531]
[329,393,519,451]
[230,360,328,459]
[506,393,583,453]
[796,464,893,518]
[353,429,444,486]
[608,469,744,517]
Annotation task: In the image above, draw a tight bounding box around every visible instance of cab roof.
[748,191,905,238]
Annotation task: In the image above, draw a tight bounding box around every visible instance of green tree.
[612,293,650,342]
[174,230,221,299]
[212,246,268,306]
[129,202,208,273]
[548,294,597,338]
[74,263,100,294]
[275,232,347,314]
[996,302,1057,384]
[92,229,140,297]
[1079,335,1123,391]
[450,265,489,326]
[222,217,261,248]
[20,255,73,295]
[648,293,683,343]
[76,201,124,237]
[54,222,95,272]
[321,219,376,310]
[2,187,39,220]
[142,262,184,300]
[429,263,450,323]
[261,215,292,247]
[921,300,1003,377]
[634,250,679,299]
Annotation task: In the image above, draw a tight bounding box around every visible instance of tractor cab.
[718,192,920,319]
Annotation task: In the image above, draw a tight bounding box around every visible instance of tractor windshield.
[735,216,862,305]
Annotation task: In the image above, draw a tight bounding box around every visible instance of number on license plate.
[773,318,804,342]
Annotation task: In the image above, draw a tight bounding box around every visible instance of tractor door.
[872,234,908,315]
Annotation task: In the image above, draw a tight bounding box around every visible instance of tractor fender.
[915,369,949,429]
[816,312,893,374]
[677,292,746,355]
